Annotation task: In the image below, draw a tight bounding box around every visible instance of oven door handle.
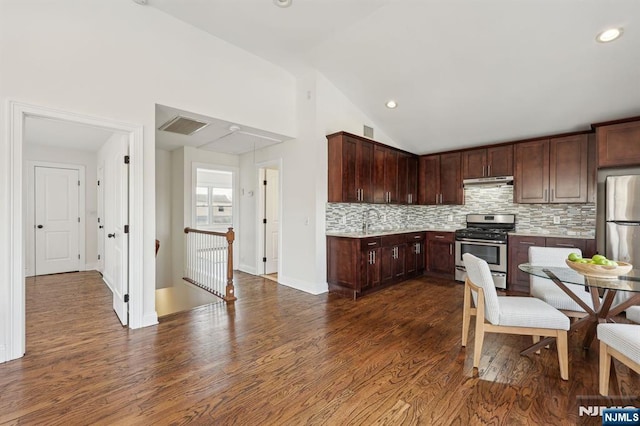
[456,237,507,244]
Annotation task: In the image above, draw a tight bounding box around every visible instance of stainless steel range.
[454,214,516,289]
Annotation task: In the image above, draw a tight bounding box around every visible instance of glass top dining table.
[517,263,640,353]
[518,263,640,293]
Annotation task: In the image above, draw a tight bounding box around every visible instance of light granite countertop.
[326,227,458,238]
[508,231,595,240]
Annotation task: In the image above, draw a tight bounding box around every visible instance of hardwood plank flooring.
[1,271,638,425]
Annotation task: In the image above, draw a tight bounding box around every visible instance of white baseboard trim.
[102,276,114,293]
[238,264,257,275]
[140,312,159,329]
[278,274,328,295]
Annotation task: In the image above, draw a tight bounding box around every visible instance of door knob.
[99,226,104,229]
[37,225,43,229]
[107,233,116,238]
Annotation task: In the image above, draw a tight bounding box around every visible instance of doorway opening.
[6,101,147,363]
[257,162,281,282]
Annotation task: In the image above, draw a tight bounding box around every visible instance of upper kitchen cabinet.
[593,117,640,168]
[514,134,589,204]
[327,132,373,203]
[418,153,463,205]
[398,153,418,204]
[373,145,399,204]
[462,145,513,179]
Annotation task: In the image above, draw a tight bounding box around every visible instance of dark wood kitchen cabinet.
[373,145,399,204]
[425,231,455,277]
[514,134,589,204]
[508,235,596,294]
[462,145,513,179]
[418,153,463,205]
[327,231,426,299]
[397,153,418,204]
[328,132,373,203]
[594,117,640,168]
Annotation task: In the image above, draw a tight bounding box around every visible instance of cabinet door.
[416,241,425,272]
[462,149,486,179]
[507,235,546,293]
[380,246,395,284]
[440,152,463,205]
[549,135,588,203]
[363,247,381,290]
[514,140,549,203]
[406,242,417,275]
[385,149,399,203]
[406,156,418,204]
[545,237,586,253]
[597,120,640,168]
[397,153,409,204]
[427,239,454,275]
[373,145,387,204]
[358,140,374,203]
[419,155,440,205]
[393,244,406,279]
[487,145,513,177]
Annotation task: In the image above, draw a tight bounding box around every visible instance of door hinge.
[124,155,130,164]
[98,217,101,223]
[262,257,267,262]
[263,218,267,224]
[124,294,129,303]
[78,217,81,223]
[263,180,267,186]
[124,225,129,234]
[78,180,81,186]
[97,180,100,186]
[78,254,81,259]
[98,254,101,260]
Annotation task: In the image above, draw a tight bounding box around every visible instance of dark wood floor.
[1,271,638,425]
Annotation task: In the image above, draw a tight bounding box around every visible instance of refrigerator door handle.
[609,221,640,226]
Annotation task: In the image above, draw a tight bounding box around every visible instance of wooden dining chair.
[597,323,640,395]
[462,253,571,380]
[529,246,599,319]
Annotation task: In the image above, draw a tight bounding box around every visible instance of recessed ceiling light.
[273,0,292,7]
[385,100,398,109]
[596,27,623,43]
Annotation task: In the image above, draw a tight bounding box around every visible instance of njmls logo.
[602,408,640,425]
[579,405,637,417]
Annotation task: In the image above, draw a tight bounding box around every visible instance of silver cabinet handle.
[520,241,536,245]
[435,235,445,239]
[368,251,372,264]
[551,189,554,202]
[367,242,377,246]
[435,194,438,204]
[440,194,443,204]
[449,243,452,255]
[554,243,575,247]
[482,165,486,177]
[488,164,491,176]
[414,235,421,239]
[373,251,376,263]
[544,189,548,202]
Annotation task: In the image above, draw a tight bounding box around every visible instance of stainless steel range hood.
[463,176,514,188]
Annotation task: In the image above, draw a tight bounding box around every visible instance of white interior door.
[264,168,279,274]
[34,166,80,275]
[100,135,129,326]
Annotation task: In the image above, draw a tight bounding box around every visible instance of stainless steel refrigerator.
[605,175,640,266]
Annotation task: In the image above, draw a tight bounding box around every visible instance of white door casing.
[99,135,129,326]
[34,166,80,275]
[97,164,105,273]
[265,168,279,275]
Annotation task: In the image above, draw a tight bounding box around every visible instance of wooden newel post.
[225,227,237,302]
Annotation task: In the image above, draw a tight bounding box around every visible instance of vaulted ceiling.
[149,0,640,154]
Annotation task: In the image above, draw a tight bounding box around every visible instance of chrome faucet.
[362,209,381,234]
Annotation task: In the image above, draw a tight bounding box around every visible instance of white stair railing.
[183,227,236,302]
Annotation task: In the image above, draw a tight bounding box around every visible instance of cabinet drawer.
[509,235,546,247]
[545,238,585,251]
[427,231,454,242]
[405,232,425,242]
[360,237,381,250]
[381,234,407,247]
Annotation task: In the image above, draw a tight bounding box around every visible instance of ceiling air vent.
[363,125,374,138]
[158,116,209,135]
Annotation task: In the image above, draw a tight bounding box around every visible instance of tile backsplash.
[326,186,596,236]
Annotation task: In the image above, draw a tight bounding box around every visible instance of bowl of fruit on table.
[565,253,632,278]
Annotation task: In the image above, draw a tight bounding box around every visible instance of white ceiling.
[24,116,115,151]
[149,0,640,154]
[155,104,292,154]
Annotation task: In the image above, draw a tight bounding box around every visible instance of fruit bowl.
[565,259,633,278]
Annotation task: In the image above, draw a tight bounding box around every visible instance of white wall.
[0,0,295,362]
[155,149,172,288]
[238,71,398,294]
[23,144,99,275]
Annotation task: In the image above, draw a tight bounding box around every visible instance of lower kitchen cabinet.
[508,235,596,294]
[327,231,426,299]
[425,231,455,277]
